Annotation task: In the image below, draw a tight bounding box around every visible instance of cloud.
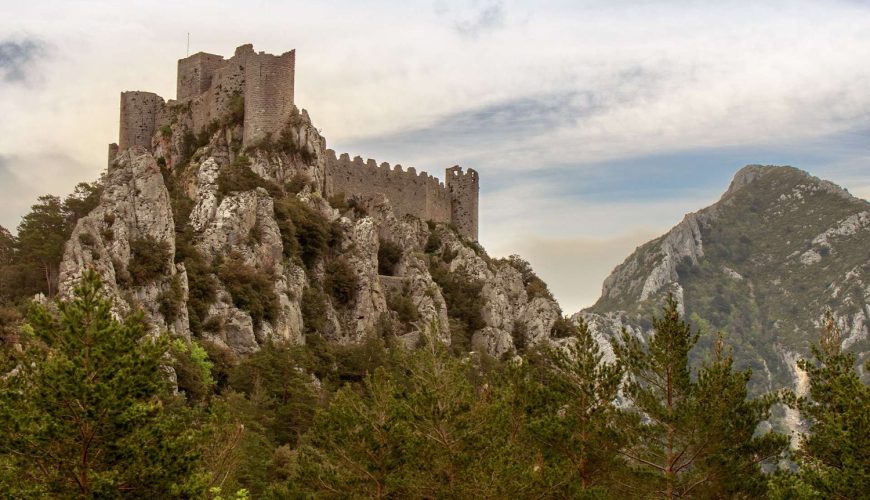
[453,1,505,39]
[0,37,47,83]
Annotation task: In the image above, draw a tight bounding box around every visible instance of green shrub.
[160,124,173,138]
[301,286,328,335]
[429,259,485,345]
[387,288,419,326]
[128,236,172,284]
[424,232,442,253]
[325,258,358,305]
[78,232,96,247]
[170,338,215,404]
[511,320,528,351]
[377,238,403,276]
[217,157,281,199]
[217,253,279,328]
[328,192,349,212]
[158,275,184,324]
[286,172,310,195]
[502,254,554,301]
[550,316,575,339]
[273,198,302,263]
[224,93,244,126]
[178,245,217,336]
[274,197,339,269]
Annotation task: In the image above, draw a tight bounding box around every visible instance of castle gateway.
[109,44,479,241]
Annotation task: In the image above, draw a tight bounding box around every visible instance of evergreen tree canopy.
[523,318,628,495]
[771,311,870,498]
[613,295,786,498]
[0,270,206,497]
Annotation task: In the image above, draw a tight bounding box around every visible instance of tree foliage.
[770,311,870,498]
[612,295,786,498]
[0,271,206,497]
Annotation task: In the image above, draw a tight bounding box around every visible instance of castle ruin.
[109,44,479,240]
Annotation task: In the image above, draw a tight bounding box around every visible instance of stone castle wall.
[169,45,296,147]
[325,150,479,240]
[177,52,226,102]
[118,91,165,151]
[446,166,479,241]
[325,150,453,225]
[113,45,478,239]
[243,50,296,147]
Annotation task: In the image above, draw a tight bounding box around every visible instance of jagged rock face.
[583,165,870,402]
[59,147,190,334]
[61,107,560,358]
[435,226,562,355]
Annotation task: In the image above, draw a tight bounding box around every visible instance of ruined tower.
[176,52,225,101]
[446,166,480,241]
[110,45,479,240]
[118,91,164,151]
[242,50,296,147]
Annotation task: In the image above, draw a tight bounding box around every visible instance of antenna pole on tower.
[186,33,190,56]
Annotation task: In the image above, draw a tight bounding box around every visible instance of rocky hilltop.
[579,165,870,401]
[58,105,562,357]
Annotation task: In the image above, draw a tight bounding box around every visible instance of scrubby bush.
[225,93,244,127]
[424,232,442,253]
[217,253,279,328]
[377,238,403,276]
[429,259,485,351]
[387,288,419,326]
[170,338,215,404]
[78,232,96,247]
[502,254,554,301]
[217,156,281,198]
[286,172,310,195]
[158,275,185,324]
[128,236,172,284]
[325,258,358,305]
[550,316,575,339]
[301,286,328,335]
[274,197,339,269]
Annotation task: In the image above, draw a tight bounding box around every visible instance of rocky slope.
[578,166,870,402]
[58,106,562,357]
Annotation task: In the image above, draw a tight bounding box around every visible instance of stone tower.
[176,52,225,101]
[242,50,296,147]
[118,91,164,151]
[446,166,479,241]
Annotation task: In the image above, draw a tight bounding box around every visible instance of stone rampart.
[324,150,453,225]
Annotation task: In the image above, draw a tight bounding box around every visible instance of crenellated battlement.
[110,46,479,240]
[325,149,478,239]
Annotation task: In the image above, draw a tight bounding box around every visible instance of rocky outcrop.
[59,147,189,335]
[60,104,561,358]
[582,164,870,410]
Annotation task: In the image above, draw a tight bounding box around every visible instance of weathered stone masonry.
[110,44,479,240]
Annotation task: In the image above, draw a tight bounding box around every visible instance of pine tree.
[613,295,785,498]
[771,311,870,498]
[523,317,628,496]
[0,270,206,497]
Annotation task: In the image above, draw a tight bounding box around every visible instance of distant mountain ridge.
[578,165,869,402]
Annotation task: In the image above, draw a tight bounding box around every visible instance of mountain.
[56,106,562,358]
[579,165,870,403]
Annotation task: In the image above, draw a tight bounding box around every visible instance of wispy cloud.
[0,37,47,83]
[451,1,506,39]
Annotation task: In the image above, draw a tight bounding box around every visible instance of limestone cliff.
[60,106,561,357]
[578,165,870,407]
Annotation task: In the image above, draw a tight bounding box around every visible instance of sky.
[1,0,870,314]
